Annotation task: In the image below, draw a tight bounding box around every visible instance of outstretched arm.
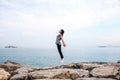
[60,34,66,47]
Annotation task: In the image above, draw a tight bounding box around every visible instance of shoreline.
[0,60,120,80]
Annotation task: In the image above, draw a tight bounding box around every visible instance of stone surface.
[10,74,29,80]
[27,78,116,80]
[15,66,40,74]
[0,60,22,75]
[29,69,89,79]
[33,79,71,80]
[43,62,104,71]
[91,66,119,78]
[117,60,120,63]
[0,60,120,80]
[76,78,116,80]
[0,68,11,80]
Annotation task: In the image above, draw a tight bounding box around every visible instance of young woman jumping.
[56,29,66,63]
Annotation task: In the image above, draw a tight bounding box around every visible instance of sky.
[0,0,120,49]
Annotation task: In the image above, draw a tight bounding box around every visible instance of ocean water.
[0,47,120,67]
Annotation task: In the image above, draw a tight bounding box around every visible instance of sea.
[0,47,120,67]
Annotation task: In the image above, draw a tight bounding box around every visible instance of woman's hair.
[60,29,64,36]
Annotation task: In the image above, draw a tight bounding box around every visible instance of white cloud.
[0,0,120,48]
[22,31,37,36]
[102,31,120,46]
[1,0,119,29]
[0,32,4,37]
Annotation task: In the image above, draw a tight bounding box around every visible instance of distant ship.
[5,45,17,48]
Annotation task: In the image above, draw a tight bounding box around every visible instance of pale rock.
[0,68,11,80]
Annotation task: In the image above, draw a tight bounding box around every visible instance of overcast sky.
[0,0,120,48]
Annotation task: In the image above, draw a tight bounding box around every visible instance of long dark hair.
[60,29,64,36]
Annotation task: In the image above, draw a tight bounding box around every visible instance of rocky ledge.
[0,60,120,80]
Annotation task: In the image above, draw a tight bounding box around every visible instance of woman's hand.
[60,34,66,47]
[63,43,66,47]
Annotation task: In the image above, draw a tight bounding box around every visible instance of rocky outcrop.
[76,78,116,80]
[91,66,119,78]
[0,68,11,80]
[0,60,22,76]
[29,69,89,79]
[0,60,120,80]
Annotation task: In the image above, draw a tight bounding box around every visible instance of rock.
[115,67,120,80]
[4,60,21,65]
[76,78,116,80]
[21,78,116,80]
[29,69,89,79]
[10,66,40,80]
[42,63,83,70]
[117,60,120,63]
[1,60,120,80]
[33,79,71,80]
[0,68,11,80]
[80,63,104,71]
[15,66,40,74]
[43,62,104,70]
[60,63,83,69]
[10,74,29,80]
[91,66,119,79]
[0,60,22,75]
[0,60,22,71]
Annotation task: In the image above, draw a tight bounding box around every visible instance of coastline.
[0,60,120,80]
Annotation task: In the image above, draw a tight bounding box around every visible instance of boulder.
[43,62,104,70]
[0,60,22,75]
[91,66,119,79]
[42,63,83,70]
[80,63,104,71]
[76,78,116,80]
[117,60,120,63]
[24,78,116,80]
[29,69,89,79]
[4,60,21,65]
[0,68,11,80]
[10,66,40,80]
[1,60,120,80]
[15,66,40,74]
[10,74,29,80]
[32,79,71,80]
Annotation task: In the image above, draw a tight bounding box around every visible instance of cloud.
[22,31,37,36]
[0,0,119,31]
[0,32,4,37]
[0,0,120,45]
[102,31,120,45]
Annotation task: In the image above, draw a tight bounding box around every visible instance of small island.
[97,46,107,48]
[4,45,17,48]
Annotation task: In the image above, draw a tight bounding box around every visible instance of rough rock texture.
[33,79,71,80]
[117,60,120,63]
[29,69,89,79]
[0,60,120,80]
[0,60,22,76]
[15,66,40,74]
[0,68,11,80]
[10,74,28,80]
[32,79,116,80]
[91,66,120,79]
[76,78,116,80]
[10,66,40,80]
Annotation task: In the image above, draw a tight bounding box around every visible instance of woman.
[56,29,66,63]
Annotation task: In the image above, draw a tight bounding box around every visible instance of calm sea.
[0,47,120,67]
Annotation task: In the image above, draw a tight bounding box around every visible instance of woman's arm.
[60,34,66,47]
